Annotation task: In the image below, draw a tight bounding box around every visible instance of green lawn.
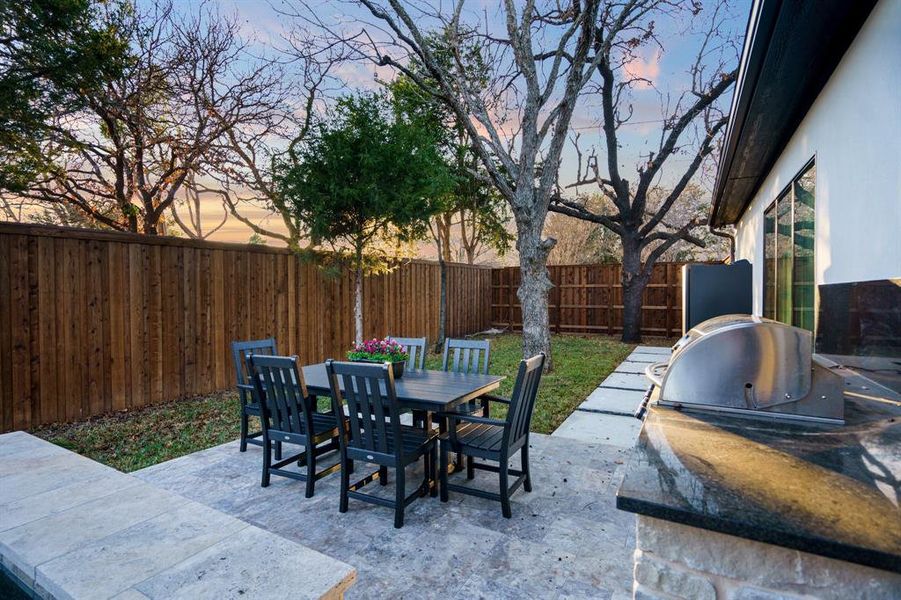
[35,333,634,472]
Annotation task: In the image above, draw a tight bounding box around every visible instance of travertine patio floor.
[135,433,636,599]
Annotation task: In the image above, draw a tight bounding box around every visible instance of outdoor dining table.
[301,362,505,487]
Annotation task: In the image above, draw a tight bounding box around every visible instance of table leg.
[413,410,434,496]
[436,413,460,477]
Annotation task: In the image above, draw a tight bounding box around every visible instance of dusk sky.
[151,0,752,246]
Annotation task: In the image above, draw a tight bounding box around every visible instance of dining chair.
[248,354,343,498]
[442,338,492,414]
[230,338,277,453]
[441,338,493,470]
[439,353,545,518]
[325,359,438,528]
[388,336,427,370]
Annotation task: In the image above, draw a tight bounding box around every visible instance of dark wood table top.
[301,362,505,412]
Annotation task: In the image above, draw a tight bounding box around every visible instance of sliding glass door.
[762,161,816,332]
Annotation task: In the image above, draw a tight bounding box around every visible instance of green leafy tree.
[278,92,451,343]
[0,0,129,192]
[388,45,512,348]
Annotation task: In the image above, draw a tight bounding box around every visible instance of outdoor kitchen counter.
[616,391,901,573]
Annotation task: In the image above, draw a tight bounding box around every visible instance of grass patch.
[424,334,633,433]
[34,391,245,473]
[35,333,634,472]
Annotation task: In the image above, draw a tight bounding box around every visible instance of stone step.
[0,431,356,600]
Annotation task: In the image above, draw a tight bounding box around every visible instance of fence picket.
[0,223,493,431]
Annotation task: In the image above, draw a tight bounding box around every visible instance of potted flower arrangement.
[346,337,409,379]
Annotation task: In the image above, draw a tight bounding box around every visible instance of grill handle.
[635,361,668,421]
[634,385,655,420]
[645,361,667,387]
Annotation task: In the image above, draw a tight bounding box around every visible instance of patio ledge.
[0,431,356,599]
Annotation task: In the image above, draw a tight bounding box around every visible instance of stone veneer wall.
[633,516,901,600]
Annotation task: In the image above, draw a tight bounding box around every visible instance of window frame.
[762,157,817,332]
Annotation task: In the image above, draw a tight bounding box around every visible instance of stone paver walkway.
[552,345,671,448]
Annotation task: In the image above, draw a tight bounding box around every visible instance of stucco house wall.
[734,0,901,315]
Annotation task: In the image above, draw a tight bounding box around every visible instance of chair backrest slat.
[247,354,315,438]
[327,360,402,458]
[388,336,426,370]
[504,353,546,447]
[231,338,277,387]
[442,338,490,375]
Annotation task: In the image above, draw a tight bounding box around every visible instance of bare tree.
[205,27,351,248]
[16,2,285,234]
[312,0,660,367]
[0,195,28,222]
[544,195,621,265]
[549,1,739,341]
[168,172,228,240]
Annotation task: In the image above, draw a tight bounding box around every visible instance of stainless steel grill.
[645,315,845,424]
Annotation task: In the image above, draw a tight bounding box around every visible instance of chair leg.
[522,444,532,493]
[422,450,431,495]
[439,442,449,503]
[261,437,271,487]
[466,455,475,480]
[394,465,405,529]
[429,446,438,498]
[379,465,388,486]
[339,452,349,513]
[275,441,282,461]
[304,444,316,498]
[239,410,249,452]
[499,460,512,518]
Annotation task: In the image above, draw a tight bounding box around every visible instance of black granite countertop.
[616,385,901,573]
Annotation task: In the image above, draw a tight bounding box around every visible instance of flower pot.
[352,359,405,379]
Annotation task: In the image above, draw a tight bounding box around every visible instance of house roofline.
[709,0,879,227]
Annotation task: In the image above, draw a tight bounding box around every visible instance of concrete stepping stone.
[626,350,671,362]
[634,345,672,355]
[580,387,646,416]
[599,371,651,391]
[624,352,661,363]
[613,362,649,374]
[552,411,642,449]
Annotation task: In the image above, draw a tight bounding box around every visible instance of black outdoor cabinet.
[682,260,753,334]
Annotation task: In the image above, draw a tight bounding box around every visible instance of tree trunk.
[354,251,364,344]
[436,254,447,352]
[515,209,554,370]
[620,239,649,343]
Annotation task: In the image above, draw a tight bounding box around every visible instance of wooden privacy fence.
[0,223,492,432]
[491,263,693,338]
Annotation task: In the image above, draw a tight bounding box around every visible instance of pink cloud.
[623,51,661,90]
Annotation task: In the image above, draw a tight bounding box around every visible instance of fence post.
[508,267,515,331]
[665,264,673,338]
[607,266,615,336]
[552,267,561,333]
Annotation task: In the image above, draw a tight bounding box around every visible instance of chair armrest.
[236,383,254,392]
[480,393,510,404]
[435,411,505,427]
